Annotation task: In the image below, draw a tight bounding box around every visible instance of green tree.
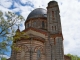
[0,10,25,58]
[11,31,29,52]
[1,57,6,60]
[66,54,80,60]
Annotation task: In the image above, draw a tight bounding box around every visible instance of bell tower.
[7,1,65,60]
[46,1,64,60]
[47,1,62,34]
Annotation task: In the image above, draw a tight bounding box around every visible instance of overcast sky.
[0,0,80,58]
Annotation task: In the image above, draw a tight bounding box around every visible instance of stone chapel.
[8,1,67,60]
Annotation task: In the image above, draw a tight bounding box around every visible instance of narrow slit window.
[37,50,41,60]
[28,23,29,27]
[52,26,53,31]
[55,26,56,31]
[52,11,54,20]
[52,11,54,17]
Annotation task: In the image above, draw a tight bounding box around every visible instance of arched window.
[42,21,45,28]
[37,50,41,60]
[55,26,56,31]
[52,26,53,31]
[28,23,29,27]
[52,11,54,20]
[52,11,54,17]
[33,20,37,27]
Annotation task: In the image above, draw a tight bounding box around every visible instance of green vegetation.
[0,10,25,58]
[12,31,29,52]
[1,57,6,60]
[66,54,80,60]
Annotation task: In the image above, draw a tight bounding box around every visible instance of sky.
[0,0,80,58]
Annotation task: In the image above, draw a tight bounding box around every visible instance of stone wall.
[10,38,45,60]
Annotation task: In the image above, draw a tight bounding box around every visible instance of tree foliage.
[11,31,29,52]
[0,10,25,55]
[1,57,6,60]
[66,54,80,60]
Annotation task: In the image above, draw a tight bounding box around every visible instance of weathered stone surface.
[7,1,71,60]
